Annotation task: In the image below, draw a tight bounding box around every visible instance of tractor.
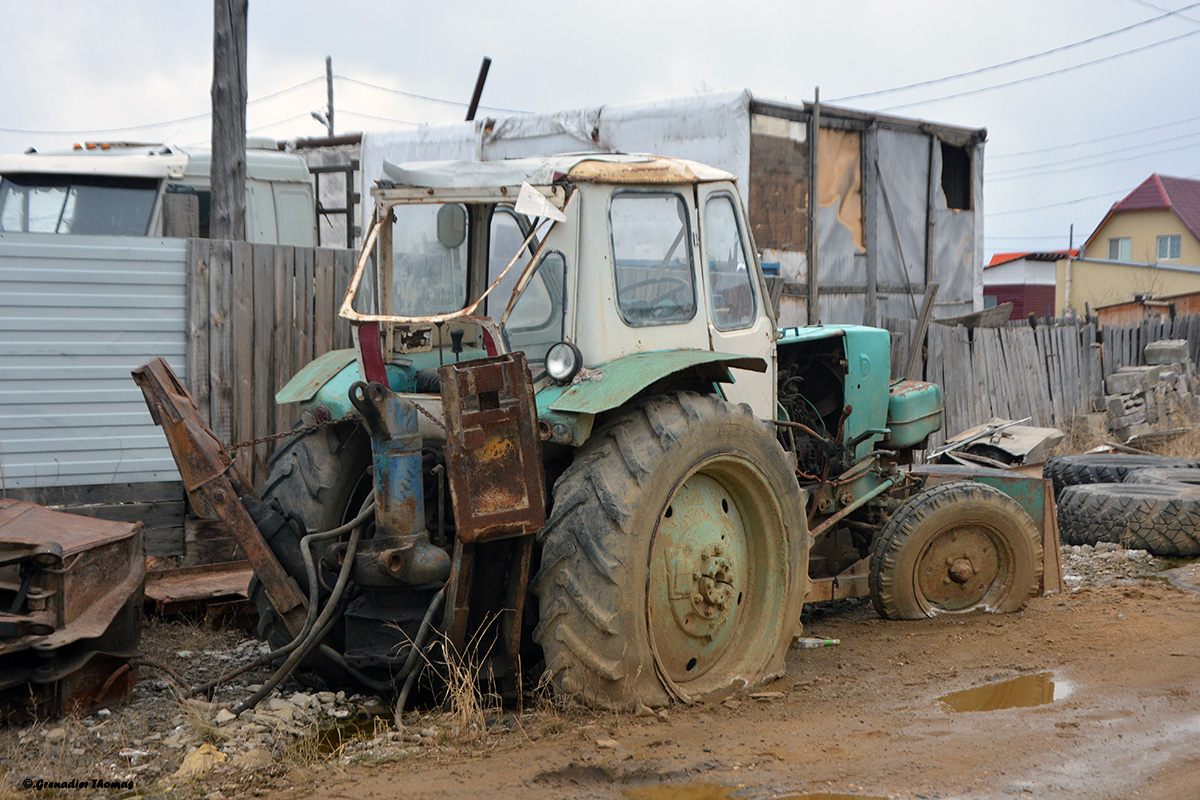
[138,153,1050,711]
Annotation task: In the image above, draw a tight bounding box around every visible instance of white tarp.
[361,89,752,233]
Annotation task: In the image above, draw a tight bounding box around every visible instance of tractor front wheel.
[868,481,1043,620]
[533,392,809,710]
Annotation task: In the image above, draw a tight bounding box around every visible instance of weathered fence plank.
[184,241,355,488]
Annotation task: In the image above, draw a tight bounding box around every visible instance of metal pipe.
[465,56,492,122]
[810,477,897,539]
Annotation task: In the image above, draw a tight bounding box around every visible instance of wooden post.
[210,0,247,242]
[807,87,821,325]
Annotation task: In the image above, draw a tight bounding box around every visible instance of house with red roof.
[1054,174,1200,315]
[983,250,1077,320]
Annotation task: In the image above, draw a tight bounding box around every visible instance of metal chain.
[223,413,361,454]
[414,403,446,431]
[223,402,444,454]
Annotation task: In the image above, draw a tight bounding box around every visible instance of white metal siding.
[0,233,186,488]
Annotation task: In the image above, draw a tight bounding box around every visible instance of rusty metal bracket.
[132,358,308,637]
[438,352,546,656]
[438,352,547,545]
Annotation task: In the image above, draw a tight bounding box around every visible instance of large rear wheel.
[533,392,809,710]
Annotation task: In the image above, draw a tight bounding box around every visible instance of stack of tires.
[1050,454,1200,557]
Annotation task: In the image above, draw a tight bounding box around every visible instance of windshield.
[390,203,470,316]
[383,200,567,363]
[0,174,159,235]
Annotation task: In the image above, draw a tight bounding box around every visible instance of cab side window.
[704,195,756,331]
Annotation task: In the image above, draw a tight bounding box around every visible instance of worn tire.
[1056,483,1200,556]
[532,392,809,710]
[869,481,1043,620]
[1043,454,1200,498]
[1126,467,1200,488]
[250,420,371,654]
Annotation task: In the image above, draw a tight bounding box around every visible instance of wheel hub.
[693,549,734,619]
[917,525,1007,611]
[649,473,748,680]
[948,557,975,584]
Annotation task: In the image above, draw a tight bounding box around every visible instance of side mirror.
[436,204,467,249]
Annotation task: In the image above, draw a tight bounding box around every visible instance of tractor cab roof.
[379,153,735,190]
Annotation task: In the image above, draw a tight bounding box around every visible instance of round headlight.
[545,341,582,383]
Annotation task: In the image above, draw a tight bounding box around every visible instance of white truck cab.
[0,137,316,245]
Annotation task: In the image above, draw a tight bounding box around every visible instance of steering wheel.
[621,275,692,303]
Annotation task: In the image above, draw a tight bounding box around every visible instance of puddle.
[622,786,887,800]
[623,784,735,800]
[938,672,1072,712]
[623,785,736,800]
[314,714,391,754]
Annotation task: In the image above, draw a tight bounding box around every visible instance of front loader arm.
[132,358,308,637]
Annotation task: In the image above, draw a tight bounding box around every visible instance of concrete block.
[1115,422,1154,442]
[1107,368,1156,395]
[1114,409,1147,428]
[1144,339,1190,365]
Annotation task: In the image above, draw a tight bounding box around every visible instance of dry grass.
[1137,426,1200,460]
[1048,415,1112,457]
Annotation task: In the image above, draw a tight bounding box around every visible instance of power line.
[986,188,1127,217]
[1128,0,1200,25]
[334,74,529,114]
[338,109,421,126]
[985,234,1077,241]
[990,112,1200,159]
[987,168,1200,216]
[879,27,1200,112]
[988,131,1200,180]
[248,113,315,133]
[832,2,1200,103]
[0,77,325,136]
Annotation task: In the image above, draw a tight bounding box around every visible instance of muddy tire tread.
[1043,454,1200,498]
[1056,483,1200,557]
[532,391,805,710]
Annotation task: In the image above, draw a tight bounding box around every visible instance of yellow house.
[1056,174,1200,315]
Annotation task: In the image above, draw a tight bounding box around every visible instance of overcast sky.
[3,0,1198,259]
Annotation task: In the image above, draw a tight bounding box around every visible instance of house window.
[1108,237,1131,261]
[1157,234,1181,260]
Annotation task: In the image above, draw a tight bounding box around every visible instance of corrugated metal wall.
[0,233,186,489]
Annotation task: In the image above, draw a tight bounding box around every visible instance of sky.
[3,0,1199,261]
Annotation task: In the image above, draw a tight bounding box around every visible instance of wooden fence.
[924,322,1103,450]
[186,240,356,486]
[915,313,1200,450]
[1100,313,1200,373]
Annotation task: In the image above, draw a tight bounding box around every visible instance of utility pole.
[311,56,334,136]
[210,0,248,241]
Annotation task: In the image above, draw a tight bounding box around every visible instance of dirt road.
[286,579,1200,800]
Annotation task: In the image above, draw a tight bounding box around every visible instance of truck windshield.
[0,174,159,235]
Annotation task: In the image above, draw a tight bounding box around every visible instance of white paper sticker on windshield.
[514,181,565,222]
